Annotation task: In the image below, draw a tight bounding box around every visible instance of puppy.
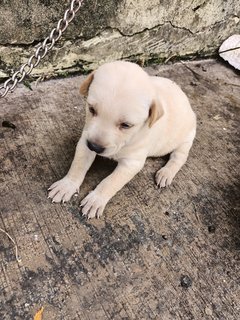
[48,61,196,219]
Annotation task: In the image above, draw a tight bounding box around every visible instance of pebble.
[208,225,216,233]
[205,306,213,316]
[180,275,192,288]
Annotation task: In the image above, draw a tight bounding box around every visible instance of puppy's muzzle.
[87,140,105,154]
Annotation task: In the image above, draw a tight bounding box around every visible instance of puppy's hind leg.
[155,137,194,188]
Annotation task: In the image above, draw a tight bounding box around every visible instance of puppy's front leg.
[48,135,96,203]
[81,158,145,219]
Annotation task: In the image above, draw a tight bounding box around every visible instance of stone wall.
[0,0,239,78]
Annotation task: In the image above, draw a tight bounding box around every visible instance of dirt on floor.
[0,59,239,320]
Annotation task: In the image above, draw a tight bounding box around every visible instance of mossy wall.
[0,0,239,78]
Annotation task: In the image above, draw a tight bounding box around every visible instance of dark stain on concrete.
[0,213,168,319]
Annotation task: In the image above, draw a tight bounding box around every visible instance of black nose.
[87,140,105,154]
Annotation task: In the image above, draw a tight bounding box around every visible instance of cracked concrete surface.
[0,0,239,77]
[0,59,239,319]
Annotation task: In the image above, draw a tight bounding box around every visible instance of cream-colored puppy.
[48,61,196,218]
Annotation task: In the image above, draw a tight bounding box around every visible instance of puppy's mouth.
[101,143,125,157]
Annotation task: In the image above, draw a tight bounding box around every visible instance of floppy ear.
[79,72,94,96]
[148,100,164,128]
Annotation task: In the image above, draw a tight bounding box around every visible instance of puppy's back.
[148,76,196,153]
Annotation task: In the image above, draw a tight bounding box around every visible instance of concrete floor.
[0,60,239,320]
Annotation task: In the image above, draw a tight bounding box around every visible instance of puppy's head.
[80,61,163,157]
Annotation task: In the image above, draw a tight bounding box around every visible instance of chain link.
[0,0,84,98]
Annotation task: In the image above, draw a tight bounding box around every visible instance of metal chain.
[0,0,84,98]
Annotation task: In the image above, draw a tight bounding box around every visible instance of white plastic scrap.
[219,34,240,70]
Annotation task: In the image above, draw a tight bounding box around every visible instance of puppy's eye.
[89,106,97,116]
[120,122,132,129]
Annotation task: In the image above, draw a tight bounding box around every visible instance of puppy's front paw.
[48,177,79,203]
[80,190,107,219]
[155,167,175,188]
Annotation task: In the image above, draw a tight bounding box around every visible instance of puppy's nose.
[87,140,105,154]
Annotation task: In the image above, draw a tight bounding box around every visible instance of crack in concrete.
[111,14,238,39]
[0,14,238,49]
[0,19,200,48]
[167,20,194,35]
[106,20,195,38]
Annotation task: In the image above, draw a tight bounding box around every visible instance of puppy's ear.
[79,72,94,96]
[148,100,164,128]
